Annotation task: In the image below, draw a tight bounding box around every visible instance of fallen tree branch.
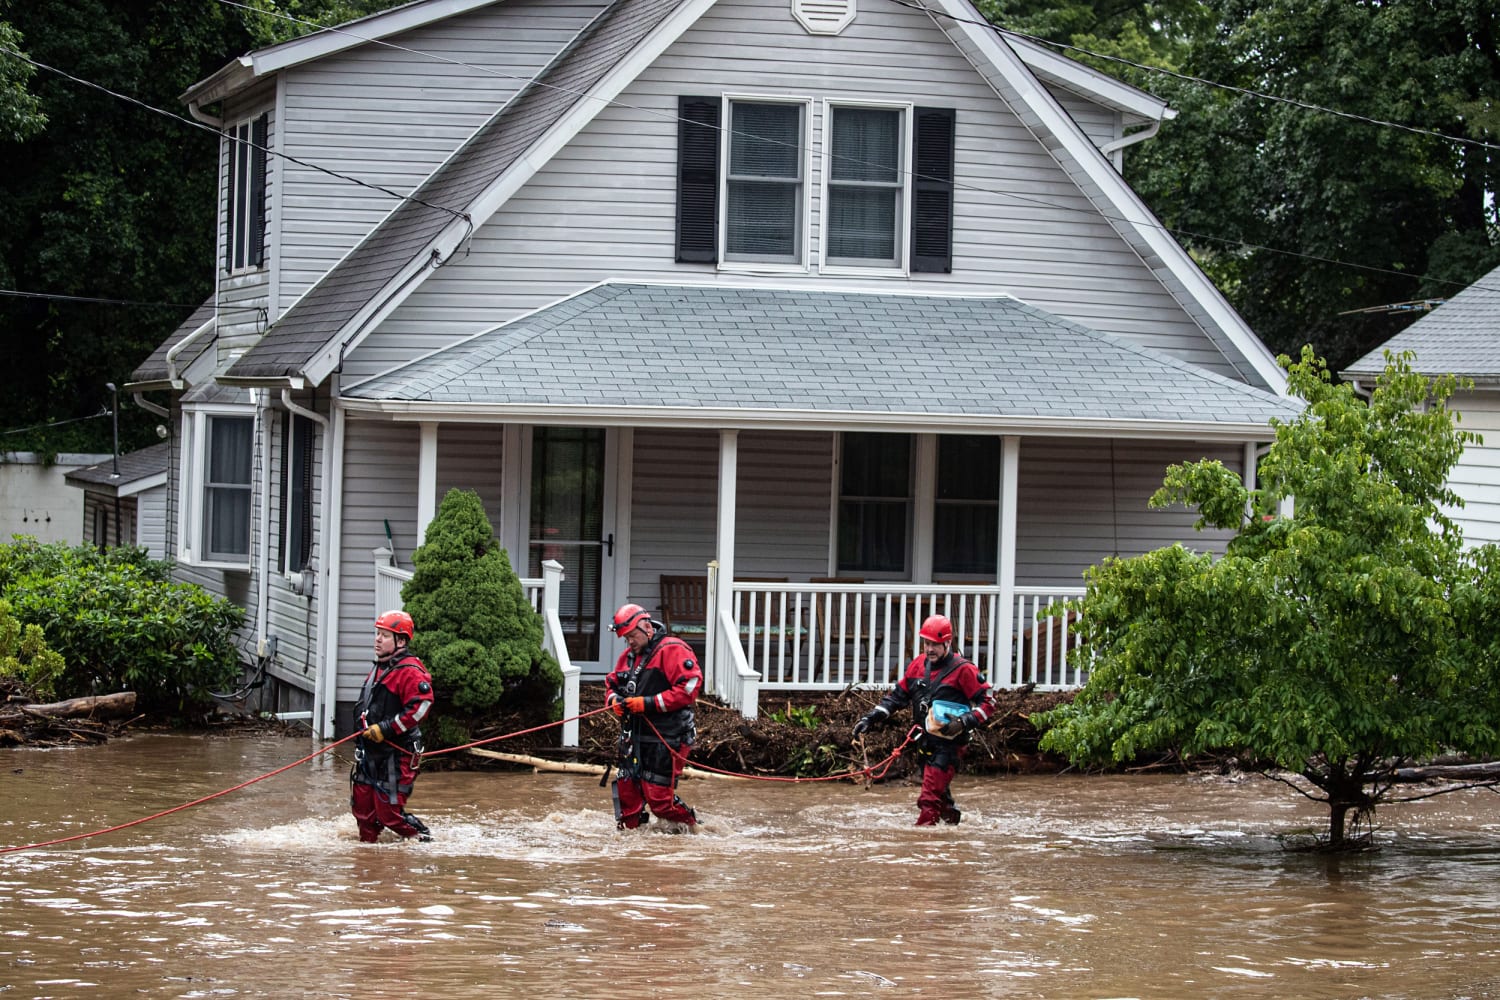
[2,691,137,721]
[467,747,743,780]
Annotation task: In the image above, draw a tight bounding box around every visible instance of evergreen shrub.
[402,489,562,721]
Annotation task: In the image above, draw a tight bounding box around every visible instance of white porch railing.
[372,549,580,747]
[703,578,1086,713]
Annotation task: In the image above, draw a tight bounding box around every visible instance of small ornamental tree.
[0,597,65,700]
[401,489,562,720]
[1036,348,1500,847]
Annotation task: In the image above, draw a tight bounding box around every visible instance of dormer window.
[824,103,906,269]
[224,114,268,272]
[725,99,808,265]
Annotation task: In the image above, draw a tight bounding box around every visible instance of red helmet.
[919,614,953,644]
[611,603,652,637]
[374,609,415,641]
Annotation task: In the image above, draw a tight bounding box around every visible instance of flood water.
[4,734,1500,998]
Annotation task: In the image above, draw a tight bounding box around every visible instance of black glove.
[939,711,978,738]
[853,708,885,737]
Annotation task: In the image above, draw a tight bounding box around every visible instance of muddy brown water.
[3,733,1500,999]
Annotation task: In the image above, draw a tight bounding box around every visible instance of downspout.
[166,314,216,385]
[318,396,347,738]
[282,389,333,732]
[187,102,224,128]
[1099,119,1162,157]
[256,390,272,668]
[132,393,169,418]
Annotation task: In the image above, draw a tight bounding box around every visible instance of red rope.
[0,732,361,856]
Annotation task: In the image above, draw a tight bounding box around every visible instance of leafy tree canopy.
[1036,349,1500,846]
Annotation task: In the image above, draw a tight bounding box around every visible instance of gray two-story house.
[126,0,1296,740]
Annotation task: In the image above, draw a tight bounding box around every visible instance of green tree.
[0,597,64,700]
[402,489,562,721]
[1036,349,1500,847]
[0,15,47,143]
[982,0,1500,374]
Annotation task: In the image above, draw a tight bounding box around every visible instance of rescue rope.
[0,705,917,855]
[0,732,360,856]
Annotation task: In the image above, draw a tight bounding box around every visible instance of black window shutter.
[277,410,290,573]
[296,417,313,570]
[675,96,720,263]
[249,114,269,267]
[911,107,956,273]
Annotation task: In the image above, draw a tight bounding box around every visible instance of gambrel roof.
[1343,263,1500,384]
[344,283,1298,438]
[204,0,1284,395]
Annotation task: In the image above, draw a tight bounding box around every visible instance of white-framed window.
[933,435,999,575]
[722,96,812,267]
[822,101,909,272]
[224,113,268,273]
[836,431,912,576]
[179,405,255,569]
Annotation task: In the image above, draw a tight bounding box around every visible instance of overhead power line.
[887,0,1500,154]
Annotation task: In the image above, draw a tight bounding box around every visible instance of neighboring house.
[125,0,1297,739]
[1344,265,1500,547]
[1,453,114,546]
[62,443,171,558]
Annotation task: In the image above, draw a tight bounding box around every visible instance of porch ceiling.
[342,282,1301,437]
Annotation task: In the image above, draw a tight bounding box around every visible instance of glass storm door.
[528,427,611,664]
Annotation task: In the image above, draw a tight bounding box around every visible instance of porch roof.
[343,283,1298,437]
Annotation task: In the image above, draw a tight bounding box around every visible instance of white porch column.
[996,435,1020,687]
[912,433,937,583]
[416,421,438,547]
[713,430,739,681]
[1243,440,1258,525]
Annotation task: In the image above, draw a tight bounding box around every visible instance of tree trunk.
[7,692,137,720]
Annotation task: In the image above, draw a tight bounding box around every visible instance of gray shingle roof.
[63,443,169,493]
[346,284,1299,427]
[129,298,217,386]
[225,0,685,382]
[1344,263,1500,379]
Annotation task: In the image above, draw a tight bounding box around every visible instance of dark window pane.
[841,432,909,498]
[838,500,907,574]
[827,186,897,259]
[830,107,899,183]
[729,103,801,178]
[937,435,999,500]
[934,502,998,575]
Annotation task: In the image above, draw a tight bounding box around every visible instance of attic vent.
[793,0,855,35]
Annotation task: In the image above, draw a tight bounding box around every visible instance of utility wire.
[0,288,203,309]
[1,409,110,437]
[0,44,470,226]
[886,0,1500,154]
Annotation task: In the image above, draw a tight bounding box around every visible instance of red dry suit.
[350,649,433,842]
[873,650,993,825]
[604,625,701,829]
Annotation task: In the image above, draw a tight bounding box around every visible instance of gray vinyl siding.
[82,493,136,548]
[1448,391,1500,546]
[436,424,508,551]
[264,399,327,692]
[275,0,608,312]
[336,419,421,706]
[1047,86,1119,151]
[137,486,167,560]
[626,428,833,613]
[352,0,1234,383]
[1014,437,1242,588]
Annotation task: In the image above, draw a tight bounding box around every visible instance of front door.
[527,426,619,669]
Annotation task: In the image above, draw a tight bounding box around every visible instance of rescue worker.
[852,614,994,826]
[604,602,702,833]
[350,609,434,843]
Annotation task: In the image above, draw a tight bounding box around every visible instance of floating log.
[1383,762,1500,782]
[467,747,743,780]
[6,691,137,720]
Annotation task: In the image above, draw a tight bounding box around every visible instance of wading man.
[853,614,994,825]
[604,602,701,833]
[351,610,434,843]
